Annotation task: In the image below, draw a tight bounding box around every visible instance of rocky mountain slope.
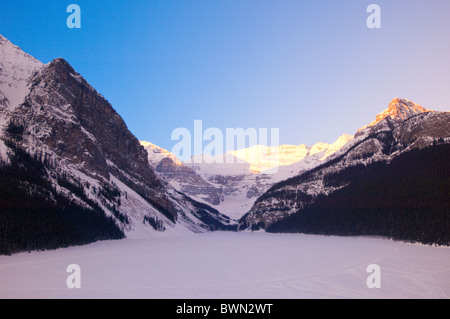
[0,34,234,254]
[141,141,224,206]
[266,143,450,245]
[238,98,450,232]
[142,134,354,220]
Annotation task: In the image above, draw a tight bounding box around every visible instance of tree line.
[268,144,450,246]
[0,145,124,255]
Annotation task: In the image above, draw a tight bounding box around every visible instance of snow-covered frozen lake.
[0,232,449,299]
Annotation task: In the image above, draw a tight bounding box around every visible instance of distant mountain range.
[142,134,354,219]
[0,34,449,254]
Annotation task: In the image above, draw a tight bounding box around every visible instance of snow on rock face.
[141,141,224,206]
[144,134,353,220]
[0,34,43,162]
[195,135,353,220]
[322,134,354,159]
[140,141,183,166]
[0,35,233,237]
[239,100,450,231]
[0,34,43,112]
[228,136,354,174]
[230,144,310,173]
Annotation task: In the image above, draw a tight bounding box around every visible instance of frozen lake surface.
[0,232,449,299]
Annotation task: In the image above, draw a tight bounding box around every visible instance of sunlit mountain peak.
[359,98,432,131]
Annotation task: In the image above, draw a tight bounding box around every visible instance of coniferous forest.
[267,144,450,246]
[0,145,124,255]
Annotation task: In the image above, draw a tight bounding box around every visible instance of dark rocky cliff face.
[10,57,178,221]
[0,51,235,252]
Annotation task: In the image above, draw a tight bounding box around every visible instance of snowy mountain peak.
[239,99,450,232]
[0,34,43,79]
[0,33,43,112]
[0,34,235,241]
[229,144,309,173]
[385,98,431,119]
[359,98,432,131]
[318,133,354,161]
[140,141,183,166]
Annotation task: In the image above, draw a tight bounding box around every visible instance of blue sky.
[1,0,449,152]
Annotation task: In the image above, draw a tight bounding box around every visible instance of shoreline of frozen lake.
[0,232,449,299]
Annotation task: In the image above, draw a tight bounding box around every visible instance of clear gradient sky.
[1,1,449,152]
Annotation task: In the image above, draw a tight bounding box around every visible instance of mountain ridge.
[238,99,450,232]
[0,34,234,254]
[142,133,354,219]
[1,32,449,252]
[358,98,432,131]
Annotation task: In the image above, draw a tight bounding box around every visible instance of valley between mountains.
[0,33,449,255]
